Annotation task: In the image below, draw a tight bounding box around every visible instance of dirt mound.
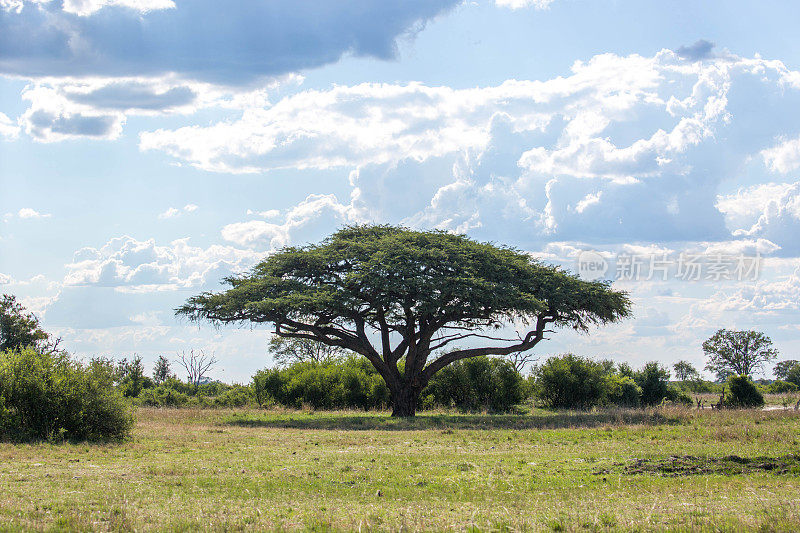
[600,454,800,477]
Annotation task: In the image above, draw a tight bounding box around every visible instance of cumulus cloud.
[157,207,180,219]
[17,207,51,219]
[60,0,175,16]
[731,182,800,255]
[716,182,796,230]
[64,236,262,290]
[0,111,19,139]
[675,39,715,61]
[21,85,124,141]
[139,48,800,247]
[495,0,554,9]
[221,194,356,248]
[762,136,800,174]
[246,209,280,219]
[0,0,458,85]
[0,272,12,284]
[140,50,730,176]
[157,204,198,219]
[64,80,197,112]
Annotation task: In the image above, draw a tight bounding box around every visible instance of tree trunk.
[390,385,420,417]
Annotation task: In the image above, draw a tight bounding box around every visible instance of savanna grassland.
[1,407,799,532]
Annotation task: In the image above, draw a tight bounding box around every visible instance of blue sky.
[2,0,800,381]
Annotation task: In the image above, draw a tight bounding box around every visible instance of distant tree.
[673,360,699,382]
[702,329,778,379]
[634,361,672,406]
[268,336,346,366]
[0,294,58,353]
[176,349,218,387]
[152,355,173,384]
[116,355,150,397]
[774,360,800,382]
[178,225,631,416]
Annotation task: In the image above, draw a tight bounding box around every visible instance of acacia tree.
[177,226,631,416]
[702,329,778,379]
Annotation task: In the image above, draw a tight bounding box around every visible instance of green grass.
[1,407,799,531]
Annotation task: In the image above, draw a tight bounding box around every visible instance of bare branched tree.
[176,349,218,386]
[508,351,538,374]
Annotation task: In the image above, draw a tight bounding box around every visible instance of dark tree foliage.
[0,294,53,352]
[424,356,524,412]
[774,360,800,386]
[723,375,765,408]
[177,225,630,416]
[634,361,672,406]
[0,347,133,441]
[532,354,608,410]
[703,329,778,379]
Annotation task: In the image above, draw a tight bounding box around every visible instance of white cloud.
[64,236,262,291]
[246,209,280,219]
[0,273,12,284]
[0,112,19,140]
[716,182,796,225]
[731,182,800,255]
[17,207,51,219]
[158,207,180,219]
[495,0,554,9]
[158,204,199,219]
[574,191,602,214]
[21,85,124,142]
[61,0,175,16]
[762,136,800,174]
[221,194,356,248]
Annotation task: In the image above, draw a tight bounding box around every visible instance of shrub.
[0,347,134,441]
[424,357,524,412]
[768,380,799,394]
[533,354,608,409]
[211,385,254,407]
[634,362,672,406]
[136,386,191,407]
[603,375,641,407]
[723,375,765,408]
[252,357,390,410]
[663,386,693,407]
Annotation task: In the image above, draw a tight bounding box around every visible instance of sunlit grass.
[0,407,799,531]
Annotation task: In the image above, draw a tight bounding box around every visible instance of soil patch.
[600,454,800,477]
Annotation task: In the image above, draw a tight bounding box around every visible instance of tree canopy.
[1,294,54,353]
[177,225,631,415]
[702,329,778,379]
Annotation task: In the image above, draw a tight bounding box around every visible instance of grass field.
[1,407,799,532]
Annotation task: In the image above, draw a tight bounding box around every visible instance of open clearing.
[1,408,799,531]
